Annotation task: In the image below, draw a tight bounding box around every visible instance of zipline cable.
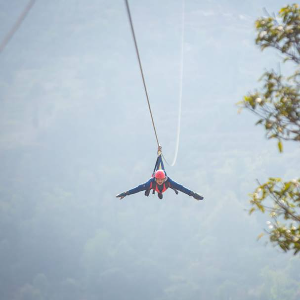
[0,0,36,53]
[124,0,186,166]
[124,0,160,147]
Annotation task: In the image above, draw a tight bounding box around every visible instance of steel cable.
[124,0,160,147]
[0,0,36,53]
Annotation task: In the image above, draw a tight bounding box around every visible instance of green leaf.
[256,203,265,212]
[249,207,255,215]
[278,140,283,153]
[257,233,265,240]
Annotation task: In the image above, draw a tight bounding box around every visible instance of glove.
[191,192,204,200]
[116,192,127,199]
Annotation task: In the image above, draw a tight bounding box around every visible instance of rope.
[0,0,36,53]
[124,0,186,165]
[124,0,160,147]
[159,0,185,167]
[169,0,185,166]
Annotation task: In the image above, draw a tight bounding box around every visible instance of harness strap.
[144,180,178,197]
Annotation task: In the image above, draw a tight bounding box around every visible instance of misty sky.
[0,0,299,299]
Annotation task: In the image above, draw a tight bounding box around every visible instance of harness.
[144,179,178,198]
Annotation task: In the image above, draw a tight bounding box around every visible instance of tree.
[238,4,300,254]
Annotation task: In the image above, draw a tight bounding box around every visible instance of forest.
[0,0,299,299]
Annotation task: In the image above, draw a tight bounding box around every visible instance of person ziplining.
[116,146,203,200]
[117,1,204,202]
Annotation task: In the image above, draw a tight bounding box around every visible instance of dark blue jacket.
[125,176,193,196]
[120,154,197,198]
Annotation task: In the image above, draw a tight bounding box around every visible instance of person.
[116,146,204,201]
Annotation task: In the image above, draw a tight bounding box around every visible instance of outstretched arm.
[168,178,204,200]
[116,179,152,200]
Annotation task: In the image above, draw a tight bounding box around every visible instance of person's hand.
[191,192,204,200]
[116,192,127,200]
[157,145,162,155]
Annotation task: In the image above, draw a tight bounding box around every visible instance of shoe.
[158,193,163,199]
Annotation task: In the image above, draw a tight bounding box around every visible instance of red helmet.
[155,170,165,179]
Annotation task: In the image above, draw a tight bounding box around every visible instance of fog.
[0,0,299,299]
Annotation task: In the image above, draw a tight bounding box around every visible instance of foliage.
[256,4,300,64]
[250,178,300,254]
[238,4,300,149]
[259,265,300,300]
[240,4,300,254]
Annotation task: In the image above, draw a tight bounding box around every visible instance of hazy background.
[0,0,300,299]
